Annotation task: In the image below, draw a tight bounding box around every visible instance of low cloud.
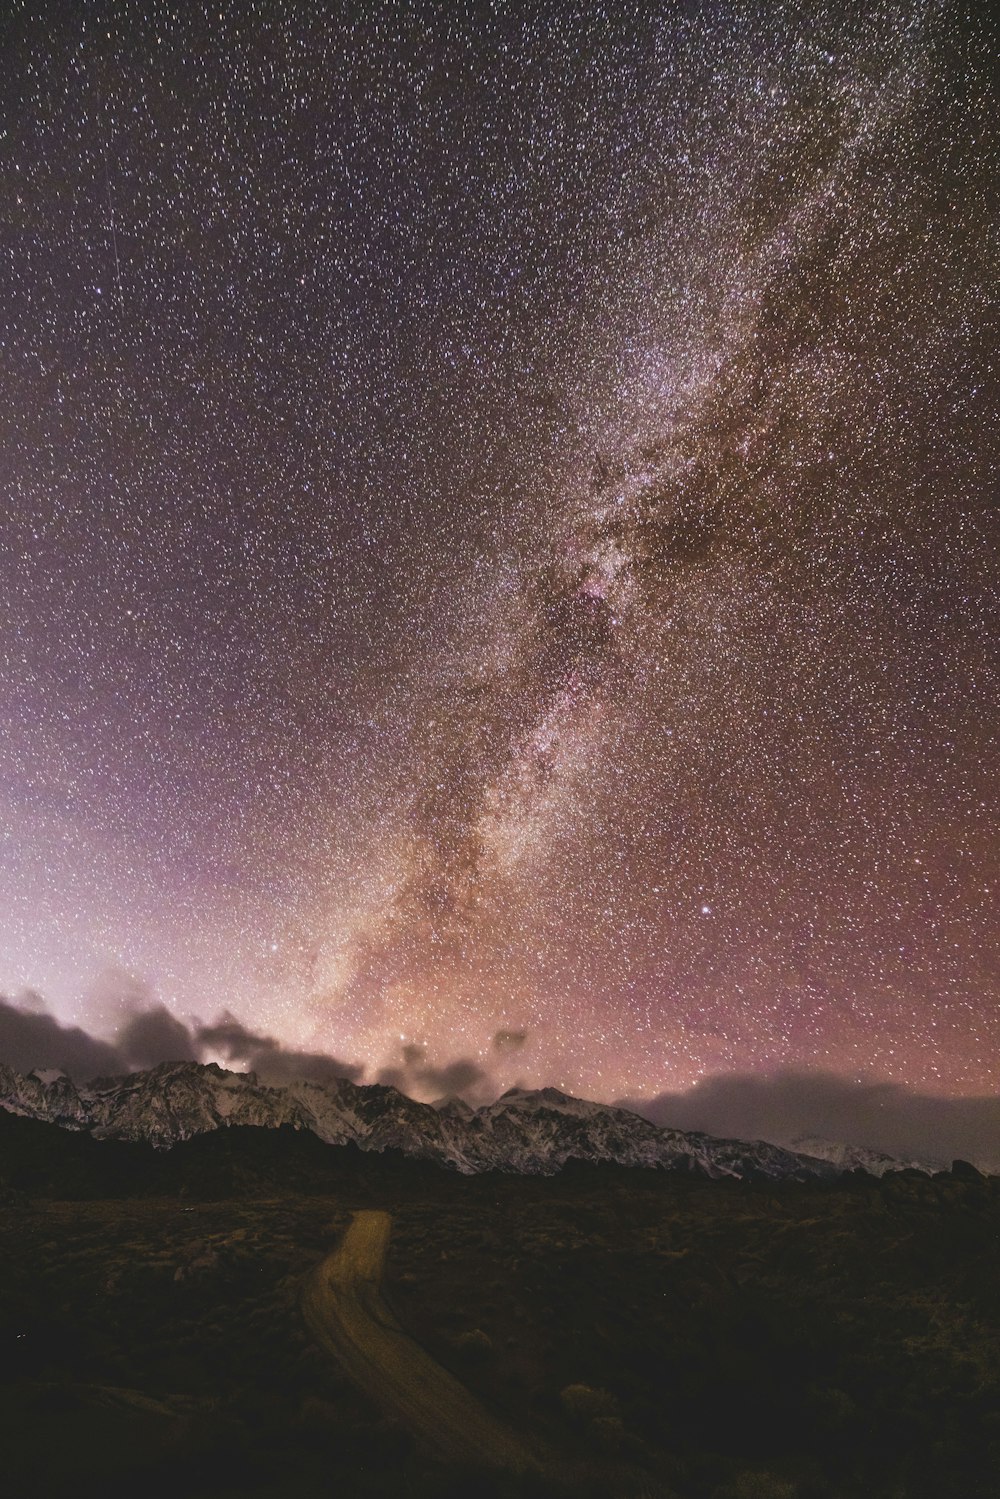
[0,990,497,1105]
[625,1070,1000,1173]
[418,1057,488,1096]
[376,1041,491,1103]
[120,1005,200,1070]
[374,1066,407,1091]
[0,992,361,1088]
[0,994,123,1078]
[196,1012,362,1085]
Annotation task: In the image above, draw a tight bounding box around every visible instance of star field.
[1,1,997,1102]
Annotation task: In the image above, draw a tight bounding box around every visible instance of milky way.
[1,2,997,1102]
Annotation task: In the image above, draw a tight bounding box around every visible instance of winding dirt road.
[301,1209,540,1472]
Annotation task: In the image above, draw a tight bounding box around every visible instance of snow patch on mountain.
[790,1134,939,1177]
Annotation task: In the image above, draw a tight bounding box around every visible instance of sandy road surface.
[301,1209,540,1472]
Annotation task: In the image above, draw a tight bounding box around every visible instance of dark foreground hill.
[0,1106,454,1201]
[0,1103,983,1204]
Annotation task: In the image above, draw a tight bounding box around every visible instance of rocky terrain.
[0,1059,936,1181]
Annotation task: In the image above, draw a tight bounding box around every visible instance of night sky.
[1,1,997,1105]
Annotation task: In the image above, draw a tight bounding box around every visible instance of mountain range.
[0,1058,943,1179]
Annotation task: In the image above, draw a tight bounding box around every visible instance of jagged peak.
[434,1095,475,1119]
[0,1056,949,1180]
[791,1133,939,1176]
[499,1086,572,1104]
[29,1067,69,1085]
[492,1085,623,1119]
[150,1058,233,1079]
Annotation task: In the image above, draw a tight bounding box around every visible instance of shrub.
[559,1383,620,1421]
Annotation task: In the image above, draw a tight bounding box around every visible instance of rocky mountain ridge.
[789,1133,943,1177]
[0,1058,932,1179]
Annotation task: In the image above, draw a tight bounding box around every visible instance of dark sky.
[1,0,997,1103]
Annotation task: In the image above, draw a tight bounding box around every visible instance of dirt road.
[301,1209,540,1472]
